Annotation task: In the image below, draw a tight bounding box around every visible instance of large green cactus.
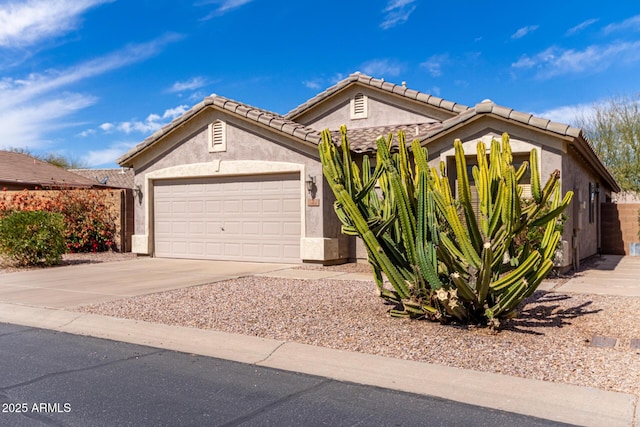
[319,127,573,327]
[432,134,573,325]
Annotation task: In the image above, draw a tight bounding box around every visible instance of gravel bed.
[75,269,640,397]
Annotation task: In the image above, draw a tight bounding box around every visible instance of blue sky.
[1,0,639,168]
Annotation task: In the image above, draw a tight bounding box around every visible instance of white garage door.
[154,174,301,263]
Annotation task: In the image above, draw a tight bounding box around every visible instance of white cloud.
[420,54,449,77]
[302,79,322,90]
[162,105,189,119]
[380,0,417,30]
[511,25,539,40]
[0,0,113,48]
[0,93,96,150]
[198,0,254,20]
[169,76,207,93]
[361,59,404,77]
[0,35,181,151]
[86,105,190,136]
[511,40,640,79]
[566,18,599,36]
[82,141,138,167]
[603,14,640,34]
[532,103,594,126]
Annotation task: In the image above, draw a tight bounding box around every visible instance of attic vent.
[351,93,368,119]
[208,120,227,153]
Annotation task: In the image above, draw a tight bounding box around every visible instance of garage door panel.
[224,200,241,213]
[172,201,187,213]
[243,222,260,235]
[243,244,260,257]
[282,199,299,213]
[283,244,300,258]
[154,174,300,262]
[189,221,205,234]
[189,200,204,213]
[206,200,222,214]
[242,200,260,213]
[262,221,281,235]
[283,222,301,236]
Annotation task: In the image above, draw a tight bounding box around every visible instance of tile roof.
[285,72,470,120]
[70,168,135,189]
[420,100,620,192]
[0,151,97,189]
[118,95,322,166]
[331,123,436,153]
[115,75,618,192]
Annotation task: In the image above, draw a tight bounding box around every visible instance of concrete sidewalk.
[554,255,640,297]
[1,255,639,426]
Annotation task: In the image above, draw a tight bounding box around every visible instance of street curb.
[0,302,637,427]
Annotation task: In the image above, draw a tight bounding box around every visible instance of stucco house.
[117,72,619,268]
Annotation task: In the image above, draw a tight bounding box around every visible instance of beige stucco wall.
[561,148,604,266]
[294,85,446,132]
[128,107,348,263]
[351,118,585,265]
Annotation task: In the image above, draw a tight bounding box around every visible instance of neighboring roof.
[419,100,621,193]
[285,72,470,120]
[0,151,97,189]
[331,123,435,153]
[118,95,322,166]
[70,168,135,189]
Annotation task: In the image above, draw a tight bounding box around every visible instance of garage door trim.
[131,161,307,259]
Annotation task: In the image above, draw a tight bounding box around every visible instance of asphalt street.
[0,322,575,427]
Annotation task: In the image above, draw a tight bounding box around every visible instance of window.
[452,154,532,219]
[589,182,598,223]
[208,120,226,153]
[350,93,368,119]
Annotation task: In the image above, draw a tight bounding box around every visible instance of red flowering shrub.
[0,188,117,253]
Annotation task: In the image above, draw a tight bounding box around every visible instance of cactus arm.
[490,279,527,317]
[416,171,443,289]
[454,140,484,253]
[531,191,574,227]
[339,126,354,197]
[530,149,542,203]
[490,251,542,291]
[476,242,493,303]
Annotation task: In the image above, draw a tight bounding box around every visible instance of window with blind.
[453,154,532,218]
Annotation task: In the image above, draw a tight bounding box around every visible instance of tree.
[574,94,640,193]
[5,148,87,170]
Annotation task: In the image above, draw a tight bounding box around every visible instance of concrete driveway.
[0,258,292,309]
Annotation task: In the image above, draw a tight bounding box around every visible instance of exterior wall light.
[306,175,316,195]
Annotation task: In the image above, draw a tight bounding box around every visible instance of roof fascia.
[118,101,320,167]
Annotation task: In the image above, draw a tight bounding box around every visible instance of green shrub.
[0,188,117,253]
[0,210,66,266]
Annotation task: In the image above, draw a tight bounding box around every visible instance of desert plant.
[0,210,66,266]
[319,127,573,327]
[431,135,573,326]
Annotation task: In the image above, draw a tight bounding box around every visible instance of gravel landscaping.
[3,253,639,396]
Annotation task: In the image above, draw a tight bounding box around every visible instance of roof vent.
[351,92,368,119]
[402,81,407,88]
[208,120,227,153]
[481,99,492,103]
